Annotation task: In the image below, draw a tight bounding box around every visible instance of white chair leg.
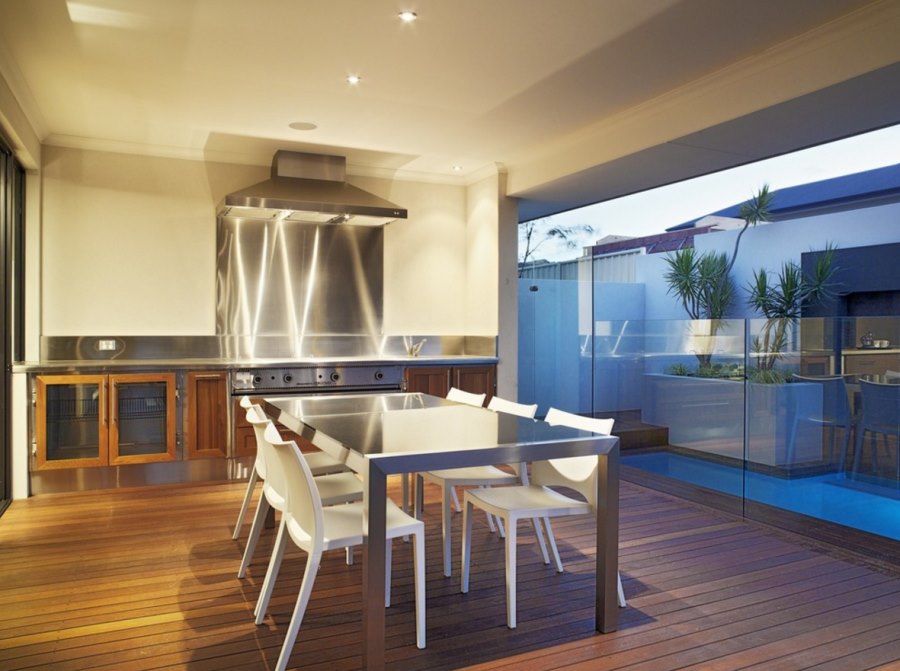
[385,539,392,607]
[486,510,498,534]
[346,546,354,565]
[254,518,288,623]
[238,495,269,578]
[505,516,517,629]
[451,486,462,512]
[273,550,322,671]
[495,514,505,537]
[461,499,474,593]
[617,572,627,608]
[413,528,426,649]
[232,467,258,539]
[533,517,550,565]
[543,517,563,572]
[441,484,453,577]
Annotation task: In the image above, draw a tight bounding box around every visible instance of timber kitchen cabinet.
[185,371,229,459]
[403,364,496,402]
[34,373,177,469]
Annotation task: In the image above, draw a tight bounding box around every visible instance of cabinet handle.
[101,381,108,426]
[111,382,118,425]
[193,373,221,379]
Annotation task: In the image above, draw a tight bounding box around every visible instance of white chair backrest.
[535,407,615,507]
[241,396,266,473]
[447,387,487,407]
[885,370,900,380]
[265,422,324,548]
[245,405,288,502]
[487,395,538,419]
[544,407,614,435]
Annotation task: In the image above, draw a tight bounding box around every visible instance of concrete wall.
[636,201,900,320]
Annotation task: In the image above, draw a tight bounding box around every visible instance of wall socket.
[97,339,117,351]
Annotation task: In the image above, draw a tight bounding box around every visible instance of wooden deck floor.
[1,478,899,671]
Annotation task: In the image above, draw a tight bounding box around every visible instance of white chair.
[232,396,352,540]
[417,395,540,576]
[255,423,425,671]
[461,407,625,629]
[236,405,363,579]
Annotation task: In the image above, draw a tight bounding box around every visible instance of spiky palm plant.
[747,246,836,377]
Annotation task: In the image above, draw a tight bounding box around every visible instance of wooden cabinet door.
[233,398,258,458]
[404,366,451,397]
[186,371,228,459]
[454,365,496,403]
[35,374,109,469]
[108,373,177,465]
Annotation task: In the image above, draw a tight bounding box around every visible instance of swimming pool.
[623,451,900,541]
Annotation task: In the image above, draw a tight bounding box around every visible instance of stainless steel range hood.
[218,150,407,226]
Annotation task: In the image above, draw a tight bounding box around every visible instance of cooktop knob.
[252,375,262,385]
[283,373,293,384]
[330,371,341,382]
[374,370,384,381]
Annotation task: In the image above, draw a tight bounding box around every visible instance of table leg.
[362,460,388,670]
[596,444,620,633]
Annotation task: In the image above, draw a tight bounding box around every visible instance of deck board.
[0,479,897,670]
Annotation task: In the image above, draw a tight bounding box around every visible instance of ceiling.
[1,0,899,223]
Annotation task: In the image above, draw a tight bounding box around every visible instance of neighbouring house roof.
[702,162,900,222]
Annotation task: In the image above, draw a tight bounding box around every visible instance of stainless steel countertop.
[12,355,498,374]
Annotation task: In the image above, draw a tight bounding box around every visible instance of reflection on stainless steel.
[216,218,383,352]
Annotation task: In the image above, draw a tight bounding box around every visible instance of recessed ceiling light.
[288,121,318,131]
[452,165,463,172]
[398,11,417,23]
[347,74,361,85]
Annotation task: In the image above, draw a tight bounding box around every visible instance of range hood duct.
[219,150,407,226]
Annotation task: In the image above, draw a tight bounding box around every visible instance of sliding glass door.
[0,135,25,515]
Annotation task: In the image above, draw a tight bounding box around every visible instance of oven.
[230,363,404,397]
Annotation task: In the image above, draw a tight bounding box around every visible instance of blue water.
[623,451,900,541]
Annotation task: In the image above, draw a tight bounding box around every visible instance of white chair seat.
[464,485,590,519]
[304,450,352,476]
[311,472,364,507]
[423,465,515,485]
[295,498,422,549]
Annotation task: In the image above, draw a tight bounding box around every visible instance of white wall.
[381,177,469,334]
[41,146,221,335]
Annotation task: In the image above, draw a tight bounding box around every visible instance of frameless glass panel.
[517,276,594,416]
[115,381,169,457]
[44,383,101,461]
[624,319,747,500]
[743,316,900,541]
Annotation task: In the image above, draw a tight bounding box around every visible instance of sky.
[523,123,900,262]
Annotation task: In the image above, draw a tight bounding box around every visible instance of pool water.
[623,451,900,541]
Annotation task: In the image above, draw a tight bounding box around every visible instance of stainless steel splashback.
[216,218,383,347]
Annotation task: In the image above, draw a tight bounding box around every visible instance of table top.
[265,392,618,475]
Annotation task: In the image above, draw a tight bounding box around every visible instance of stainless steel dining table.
[263,392,620,671]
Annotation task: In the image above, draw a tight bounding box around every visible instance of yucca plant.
[664,185,772,371]
[747,246,836,377]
